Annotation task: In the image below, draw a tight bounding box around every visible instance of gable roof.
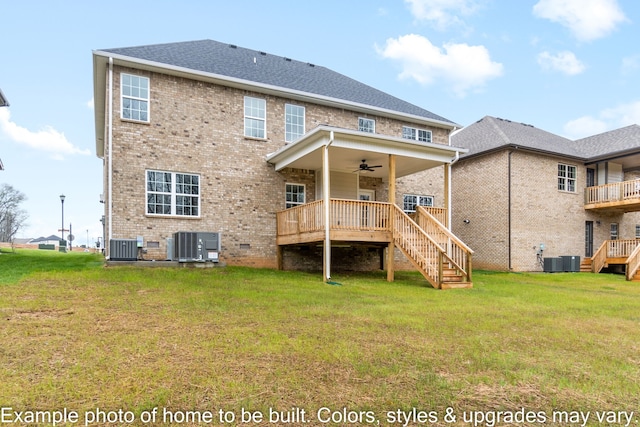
[453,116,640,163]
[93,40,458,157]
[0,88,8,107]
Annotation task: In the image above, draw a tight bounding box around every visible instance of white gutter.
[323,131,334,281]
[108,57,114,247]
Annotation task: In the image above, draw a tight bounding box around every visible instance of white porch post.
[323,132,333,282]
[387,154,396,282]
[445,162,451,229]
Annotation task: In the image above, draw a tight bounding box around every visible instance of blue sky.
[1,0,639,244]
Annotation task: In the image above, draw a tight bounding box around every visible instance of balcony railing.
[584,179,640,210]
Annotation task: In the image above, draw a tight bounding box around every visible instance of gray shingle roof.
[98,39,456,126]
[453,116,640,161]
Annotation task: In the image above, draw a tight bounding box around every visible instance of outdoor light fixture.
[60,194,66,241]
[463,219,470,224]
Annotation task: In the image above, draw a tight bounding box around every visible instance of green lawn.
[1,248,639,426]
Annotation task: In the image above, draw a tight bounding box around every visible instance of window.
[611,223,619,240]
[146,170,199,217]
[402,126,432,143]
[285,184,305,209]
[121,74,149,122]
[358,117,375,133]
[558,164,577,192]
[403,194,434,213]
[285,104,305,142]
[636,224,640,239]
[244,96,266,138]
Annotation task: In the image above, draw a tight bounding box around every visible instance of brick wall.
[105,66,450,270]
[452,149,639,271]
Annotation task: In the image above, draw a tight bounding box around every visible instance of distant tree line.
[0,183,28,249]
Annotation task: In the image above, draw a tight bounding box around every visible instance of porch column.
[322,135,332,282]
[444,162,451,229]
[387,154,396,282]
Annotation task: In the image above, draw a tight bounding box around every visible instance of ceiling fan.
[354,159,382,173]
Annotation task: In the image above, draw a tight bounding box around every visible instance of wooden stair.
[580,257,592,272]
[392,205,473,289]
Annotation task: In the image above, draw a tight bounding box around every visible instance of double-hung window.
[558,163,577,192]
[285,104,305,142]
[121,74,149,122]
[403,194,434,213]
[244,96,266,138]
[358,117,375,133]
[146,170,200,217]
[402,126,432,143]
[285,183,305,209]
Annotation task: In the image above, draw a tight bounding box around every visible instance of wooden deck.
[584,179,640,212]
[590,239,640,281]
[276,199,473,289]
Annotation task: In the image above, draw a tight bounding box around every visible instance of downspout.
[508,149,513,270]
[108,57,114,248]
[323,131,334,281]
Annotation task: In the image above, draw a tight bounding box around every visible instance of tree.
[0,183,28,250]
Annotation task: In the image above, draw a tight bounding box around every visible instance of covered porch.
[267,126,473,288]
[584,179,640,212]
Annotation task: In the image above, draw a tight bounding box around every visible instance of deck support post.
[322,133,333,283]
[387,154,396,282]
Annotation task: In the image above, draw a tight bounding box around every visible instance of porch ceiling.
[266,126,467,179]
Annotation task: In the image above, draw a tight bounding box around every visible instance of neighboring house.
[0,87,7,171]
[92,39,473,288]
[29,235,64,246]
[451,116,640,278]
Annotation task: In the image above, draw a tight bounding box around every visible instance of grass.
[1,248,639,426]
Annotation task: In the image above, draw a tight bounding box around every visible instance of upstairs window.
[121,74,149,122]
[285,104,305,142]
[285,183,305,209]
[244,96,266,138]
[403,194,434,214]
[358,117,375,133]
[402,126,432,143]
[558,164,577,192]
[146,170,200,217]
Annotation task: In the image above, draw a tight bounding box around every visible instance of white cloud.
[533,0,627,42]
[537,51,586,75]
[376,34,503,98]
[0,108,90,158]
[564,101,640,138]
[87,98,94,110]
[621,55,640,75]
[405,0,481,30]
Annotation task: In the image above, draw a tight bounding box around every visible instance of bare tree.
[0,183,28,251]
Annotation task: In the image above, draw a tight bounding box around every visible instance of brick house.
[92,40,473,288]
[451,116,640,278]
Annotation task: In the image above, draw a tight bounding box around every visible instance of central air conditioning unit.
[110,239,138,261]
[173,232,221,262]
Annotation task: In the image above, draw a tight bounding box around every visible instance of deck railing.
[591,239,640,274]
[329,199,390,231]
[276,200,324,236]
[626,244,640,280]
[585,179,640,205]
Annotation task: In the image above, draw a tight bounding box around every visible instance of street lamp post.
[60,194,65,241]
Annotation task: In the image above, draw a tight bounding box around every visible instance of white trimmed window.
[285,183,305,209]
[402,126,432,143]
[121,74,149,122]
[558,163,577,192]
[611,223,619,240]
[403,194,434,213]
[358,117,375,133]
[244,96,266,138]
[635,224,640,239]
[285,104,305,142]
[146,170,200,217]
